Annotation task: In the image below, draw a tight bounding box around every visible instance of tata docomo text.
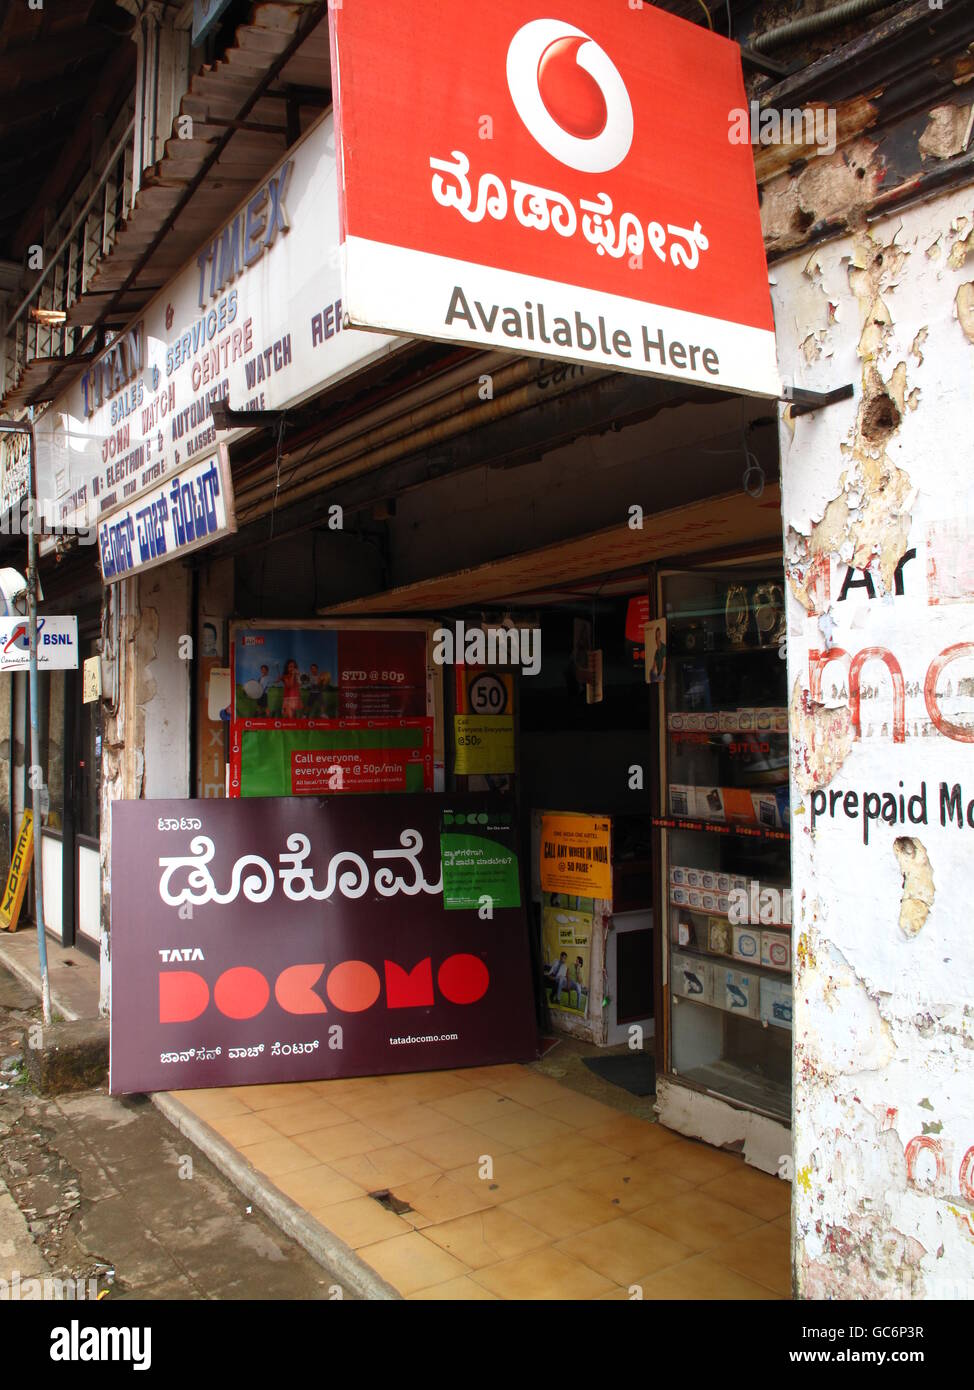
[809,780,974,844]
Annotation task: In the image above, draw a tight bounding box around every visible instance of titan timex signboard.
[329,2,779,397]
[109,795,538,1092]
[34,112,404,539]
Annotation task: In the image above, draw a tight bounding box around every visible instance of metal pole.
[26,411,52,1025]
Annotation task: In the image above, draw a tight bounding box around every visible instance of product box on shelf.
[751,792,780,829]
[696,786,725,820]
[721,967,759,1018]
[760,975,793,1029]
[723,788,757,825]
[672,952,713,1004]
[676,918,695,948]
[761,931,791,971]
[732,925,761,964]
[670,864,688,886]
[708,917,732,956]
[669,784,693,817]
[718,710,741,732]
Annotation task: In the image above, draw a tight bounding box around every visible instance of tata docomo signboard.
[109,794,538,1093]
[329,1,779,398]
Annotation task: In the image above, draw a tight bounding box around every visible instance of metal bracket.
[780,383,855,417]
[738,46,797,79]
[210,400,288,432]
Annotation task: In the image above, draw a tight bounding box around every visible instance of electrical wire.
[693,0,714,30]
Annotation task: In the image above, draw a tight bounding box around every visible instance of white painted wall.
[774,186,974,1299]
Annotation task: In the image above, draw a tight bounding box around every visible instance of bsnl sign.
[0,616,78,671]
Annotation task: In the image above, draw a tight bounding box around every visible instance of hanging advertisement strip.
[539,812,612,899]
[329,1,779,396]
[99,445,236,582]
[229,622,436,796]
[33,111,403,538]
[109,794,538,1093]
[0,811,34,931]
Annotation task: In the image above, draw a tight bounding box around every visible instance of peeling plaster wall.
[773,186,974,1299]
[98,566,191,1015]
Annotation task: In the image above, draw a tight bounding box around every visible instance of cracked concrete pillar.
[773,185,974,1299]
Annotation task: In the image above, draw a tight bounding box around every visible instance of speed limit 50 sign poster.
[454,666,515,775]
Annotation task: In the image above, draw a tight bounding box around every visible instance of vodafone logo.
[506,19,633,174]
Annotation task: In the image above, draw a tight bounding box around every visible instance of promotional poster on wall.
[229,623,436,797]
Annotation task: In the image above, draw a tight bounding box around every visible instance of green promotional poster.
[440,808,521,911]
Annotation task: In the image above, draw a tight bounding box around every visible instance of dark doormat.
[582,1053,657,1097]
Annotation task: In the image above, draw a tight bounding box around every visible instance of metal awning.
[321,486,783,616]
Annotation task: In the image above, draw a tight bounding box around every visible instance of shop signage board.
[0,432,29,517]
[229,623,436,796]
[329,1,779,397]
[0,811,33,931]
[540,812,612,899]
[33,112,403,537]
[542,902,592,1016]
[99,445,236,582]
[0,616,78,671]
[109,794,538,1093]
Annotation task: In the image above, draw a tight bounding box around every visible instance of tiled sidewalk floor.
[171,1064,791,1300]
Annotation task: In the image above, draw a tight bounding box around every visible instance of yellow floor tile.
[472,1109,572,1149]
[555,1216,692,1285]
[406,1276,498,1300]
[698,1166,792,1221]
[429,1088,526,1126]
[391,1171,494,1223]
[404,1124,511,1172]
[516,1135,628,1183]
[632,1252,784,1300]
[225,1082,319,1111]
[577,1115,685,1157]
[373,1072,477,1104]
[573,1160,695,1212]
[632,1191,765,1251]
[206,1113,284,1147]
[294,1121,389,1163]
[236,1136,322,1178]
[329,1144,440,1191]
[642,1139,747,1185]
[502,1181,622,1238]
[272,1163,365,1209]
[446,1152,553,1204]
[303,1077,385,1101]
[471,1247,616,1300]
[366,1104,461,1145]
[707,1221,792,1296]
[486,1074,579,1107]
[260,1098,354,1137]
[173,1091,251,1121]
[308,1195,413,1247]
[453,1064,533,1086]
[534,1094,626,1128]
[357,1231,469,1296]
[422,1206,551,1269]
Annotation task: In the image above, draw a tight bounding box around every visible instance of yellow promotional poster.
[540,813,612,900]
[542,903,592,1017]
[0,810,33,932]
[453,714,515,774]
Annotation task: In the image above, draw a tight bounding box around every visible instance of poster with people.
[229,624,435,797]
[541,897,593,1017]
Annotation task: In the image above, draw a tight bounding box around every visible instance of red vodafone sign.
[329,2,779,397]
